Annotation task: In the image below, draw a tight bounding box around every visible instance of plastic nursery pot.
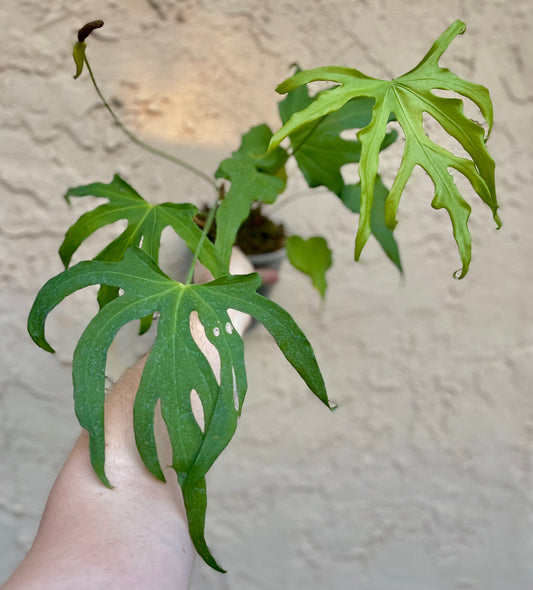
[247,246,286,299]
[194,204,286,299]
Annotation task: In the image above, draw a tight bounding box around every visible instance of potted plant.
[27,18,500,572]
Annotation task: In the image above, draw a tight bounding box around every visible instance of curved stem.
[184,190,222,285]
[288,117,324,157]
[84,57,217,192]
[270,186,328,214]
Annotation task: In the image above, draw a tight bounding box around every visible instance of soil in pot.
[194,203,285,256]
[194,203,286,298]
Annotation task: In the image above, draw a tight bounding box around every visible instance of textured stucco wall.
[1,1,532,588]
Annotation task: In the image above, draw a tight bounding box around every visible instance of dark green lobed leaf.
[60,174,225,332]
[27,247,331,570]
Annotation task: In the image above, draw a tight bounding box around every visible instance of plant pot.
[247,246,286,299]
[194,204,286,298]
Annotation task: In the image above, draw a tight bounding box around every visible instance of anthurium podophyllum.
[271,20,500,278]
[28,247,332,571]
[277,66,402,275]
[27,17,500,573]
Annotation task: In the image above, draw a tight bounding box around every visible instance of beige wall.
[1,0,532,588]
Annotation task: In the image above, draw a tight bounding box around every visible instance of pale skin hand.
[1,354,195,590]
[2,249,276,590]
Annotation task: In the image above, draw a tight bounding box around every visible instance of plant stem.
[272,117,325,212]
[270,187,328,214]
[83,56,217,192]
[184,191,221,285]
[288,117,324,157]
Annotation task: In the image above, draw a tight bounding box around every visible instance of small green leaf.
[235,124,288,176]
[215,153,285,267]
[286,236,332,298]
[213,125,288,268]
[72,41,86,79]
[271,20,500,277]
[340,178,402,273]
[28,247,331,571]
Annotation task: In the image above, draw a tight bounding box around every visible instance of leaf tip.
[28,321,56,353]
[72,41,86,79]
[275,80,290,95]
[451,19,467,35]
[59,255,69,269]
[211,562,227,574]
[152,466,167,483]
[385,213,398,232]
[37,340,56,354]
[354,227,370,262]
[94,464,112,489]
[267,135,281,153]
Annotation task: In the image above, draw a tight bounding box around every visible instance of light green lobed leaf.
[271,20,501,278]
[27,247,331,571]
[278,69,401,273]
[286,235,332,298]
[278,66,397,197]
